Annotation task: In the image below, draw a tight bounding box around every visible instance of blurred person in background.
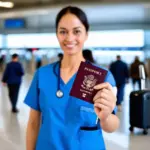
[24,6,119,150]
[110,55,129,111]
[130,56,147,90]
[83,49,95,63]
[1,54,24,113]
[0,55,5,72]
[57,52,63,61]
[36,56,42,69]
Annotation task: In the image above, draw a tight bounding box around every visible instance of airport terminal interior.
[0,0,150,150]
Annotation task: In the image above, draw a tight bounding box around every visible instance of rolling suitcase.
[129,90,150,135]
[129,65,150,135]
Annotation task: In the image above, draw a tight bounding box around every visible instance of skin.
[26,12,120,150]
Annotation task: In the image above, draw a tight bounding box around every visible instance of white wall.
[144,30,150,58]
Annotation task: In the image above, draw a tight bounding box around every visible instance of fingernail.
[94,86,98,89]
[94,103,98,107]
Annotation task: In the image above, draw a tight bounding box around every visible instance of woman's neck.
[60,52,85,84]
[61,53,85,70]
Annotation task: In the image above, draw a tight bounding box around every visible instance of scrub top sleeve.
[105,71,117,114]
[24,70,40,111]
[105,70,116,87]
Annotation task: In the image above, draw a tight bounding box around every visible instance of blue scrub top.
[24,61,116,150]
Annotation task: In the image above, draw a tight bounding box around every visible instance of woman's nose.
[65,33,75,42]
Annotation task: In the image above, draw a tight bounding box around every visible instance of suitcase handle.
[139,65,146,90]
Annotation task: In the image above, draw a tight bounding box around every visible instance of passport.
[70,61,108,104]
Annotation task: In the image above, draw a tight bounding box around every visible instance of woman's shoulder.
[32,61,59,81]
[33,61,58,79]
[38,61,58,72]
[91,62,108,72]
[91,62,115,85]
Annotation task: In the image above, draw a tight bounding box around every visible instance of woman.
[24,6,119,150]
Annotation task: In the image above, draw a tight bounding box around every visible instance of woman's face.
[57,13,88,56]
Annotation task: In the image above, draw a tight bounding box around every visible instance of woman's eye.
[74,30,81,35]
[60,31,66,34]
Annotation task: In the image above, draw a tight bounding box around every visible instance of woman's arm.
[100,114,120,133]
[93,82,120,133]
[26,108,41,150]
[100,86,119,133]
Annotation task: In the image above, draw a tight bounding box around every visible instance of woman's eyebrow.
[58,27,81,30]
[59,27,67,30]
[73,27,82,29]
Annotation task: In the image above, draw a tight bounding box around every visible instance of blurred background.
[0,0,150,150]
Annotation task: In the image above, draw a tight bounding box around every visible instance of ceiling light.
[0,1,14,8]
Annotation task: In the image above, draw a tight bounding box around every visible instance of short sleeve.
[24,70,40,111]
[104,70,116,87]
[105,70,117,114]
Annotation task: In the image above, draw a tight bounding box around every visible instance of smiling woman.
[24,6,119,150]
[56,6,89,56]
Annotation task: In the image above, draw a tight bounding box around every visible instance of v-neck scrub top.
[24,61,116,150]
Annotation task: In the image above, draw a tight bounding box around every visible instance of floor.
[0,73,150,150]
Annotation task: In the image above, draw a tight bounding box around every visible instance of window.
[85,30,144,48]
[6,30,144,48]
[7,33,59,48]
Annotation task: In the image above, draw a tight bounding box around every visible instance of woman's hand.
[93,82,117,122]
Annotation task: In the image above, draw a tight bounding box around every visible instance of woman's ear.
[56,31,58,38]
[85,32,88,41]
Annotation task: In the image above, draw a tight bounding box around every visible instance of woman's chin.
[64,49,79,55]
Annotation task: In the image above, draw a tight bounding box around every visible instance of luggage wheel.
[143,129,148,135]
[129,126,134,132]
